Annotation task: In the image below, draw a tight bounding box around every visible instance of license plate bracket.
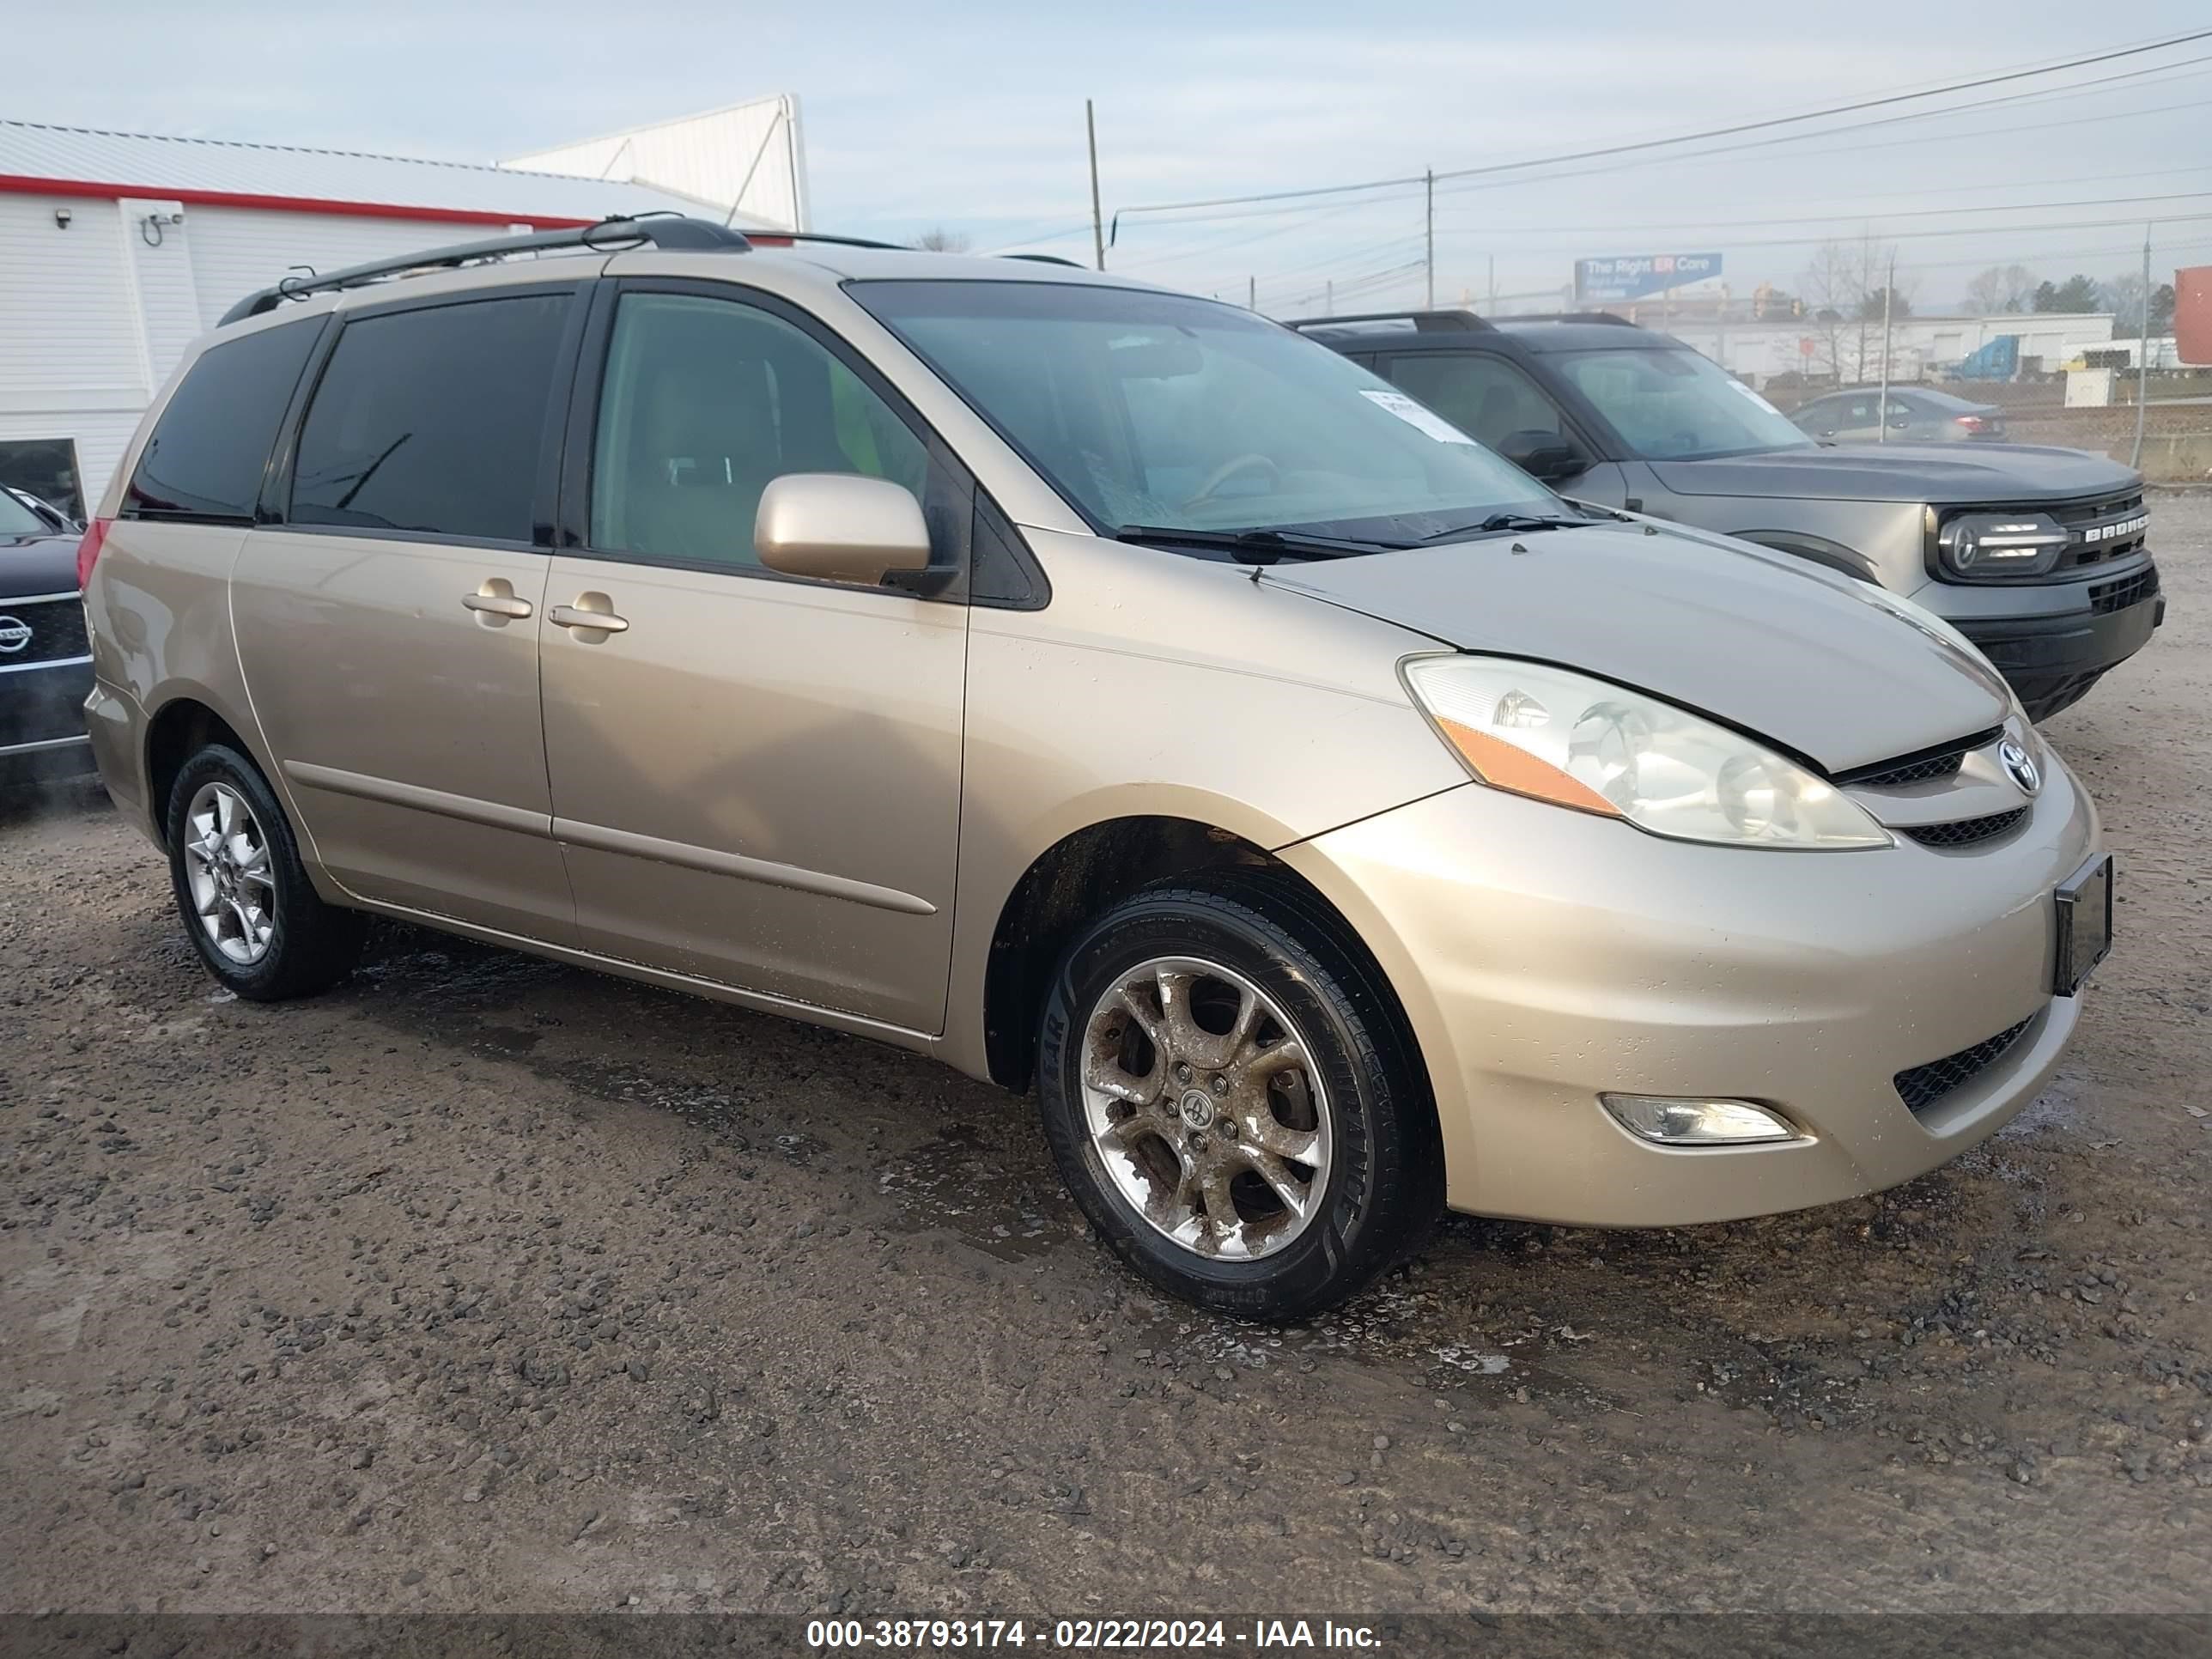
[2053,854,2114,997]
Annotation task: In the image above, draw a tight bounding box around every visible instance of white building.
[1656,313,2115,388]
[502,94,809,235]
[0,114,800,519]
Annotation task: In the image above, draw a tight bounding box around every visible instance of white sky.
[12,2,2211,313]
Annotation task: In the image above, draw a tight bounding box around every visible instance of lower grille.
[0,596,89,664]
[1902,808,2028,848]
[1895,1015,2035,1114]
[2088,565,2160,615]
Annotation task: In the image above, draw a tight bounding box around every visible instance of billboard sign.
[1575,252,1723,302]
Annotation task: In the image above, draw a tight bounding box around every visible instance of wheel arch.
[977,812,1428,1107]
[1728,528,1878,583]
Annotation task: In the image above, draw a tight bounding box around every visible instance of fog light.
[1600,1094,1801,1146]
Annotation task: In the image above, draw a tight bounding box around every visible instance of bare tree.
[1800,239,1906,383]
[1964,264,2037,315]
[914,227,972,253]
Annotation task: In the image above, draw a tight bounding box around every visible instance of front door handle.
[462,580,533,620]
[549,599,629,635]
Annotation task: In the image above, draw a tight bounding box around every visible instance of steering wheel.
[1182,452,1279,510]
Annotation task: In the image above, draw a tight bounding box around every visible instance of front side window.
[589,293,928,568]
[291,295,568,542]
[1384,353,1565,451]
[1552,348,1814,461]
[126,320,322,521]
[848,280,1557,544]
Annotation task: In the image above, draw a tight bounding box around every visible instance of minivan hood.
[1650,441,2138,505]
[1265,520,2011,773]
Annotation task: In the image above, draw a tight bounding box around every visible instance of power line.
[1110,27,2212,231]
[1431,188,2212,242]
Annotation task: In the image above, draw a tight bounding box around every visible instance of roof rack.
[1503,311,1643,327]
[743,230,905,250]
[217,214,753,326]
[1283,309,1496,334]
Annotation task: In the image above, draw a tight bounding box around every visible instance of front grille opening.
[2089,565,2160,615]
[1854,750,1966,788]
[0,597,89,664]
[1895,1015,2035,1115]
[1836,726,2002,791]
[1901,808,2028,848]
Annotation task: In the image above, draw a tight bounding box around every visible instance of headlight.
[1402,656,1892,850]
[1937,510,2069,579]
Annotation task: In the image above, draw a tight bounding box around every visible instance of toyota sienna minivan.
[80,218,2112,1317]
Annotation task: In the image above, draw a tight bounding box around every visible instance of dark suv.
[1297,310,2163,720]
[0,483,93,785]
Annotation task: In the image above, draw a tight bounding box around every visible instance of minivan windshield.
[850,280,1565,546]
[1551,347,1814,461]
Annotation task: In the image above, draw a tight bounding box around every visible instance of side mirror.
[1497,428,1583,483]
[755,473,934,587]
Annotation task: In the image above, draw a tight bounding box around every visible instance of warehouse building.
[0,108,804,518]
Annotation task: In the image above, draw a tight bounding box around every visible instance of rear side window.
[125,319,322,520]
[290,295,568,542]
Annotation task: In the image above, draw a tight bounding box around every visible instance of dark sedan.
[1790,386,2008,444]
[1,488,94,785]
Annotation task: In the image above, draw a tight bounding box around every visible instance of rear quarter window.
[124,319,324,521]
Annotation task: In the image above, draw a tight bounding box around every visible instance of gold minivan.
[80,218,2111,1316]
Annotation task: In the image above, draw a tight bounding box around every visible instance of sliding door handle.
[462,580,533,622]
[549,601,629,635]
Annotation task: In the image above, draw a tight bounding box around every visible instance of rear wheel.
[166,744,365,1000]
[1036,872,1441,1319]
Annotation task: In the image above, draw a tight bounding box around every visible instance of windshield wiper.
[1113,524,1401,565]
[1416,511,1589,544]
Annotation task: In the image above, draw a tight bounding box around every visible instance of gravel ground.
[3,496,2208,1619]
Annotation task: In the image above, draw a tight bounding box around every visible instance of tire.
[165,743,366,1000]
[1036,870,1443,1320]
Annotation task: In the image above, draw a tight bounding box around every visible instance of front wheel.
[166,744,366,1000]
[1036,873,1441,1319]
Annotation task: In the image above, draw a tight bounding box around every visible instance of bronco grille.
[0,595,88,665]
[1895,1015,2035,1115]
[1901,808,2028,848]
[2088,564,2160,615]
[2046,489,2148,570]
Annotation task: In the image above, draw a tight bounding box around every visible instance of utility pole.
[1877,251,1895,442]
[1324,278,1334,317]
[1486,254,1495,315]
[1085,100,1105,271]
[1248,275,1256,312]
[1424,170,1435,309]
[2132,224,2152,469]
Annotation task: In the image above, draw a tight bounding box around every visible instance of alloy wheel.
[1078,955,1332,1261]
[182,781,276,966]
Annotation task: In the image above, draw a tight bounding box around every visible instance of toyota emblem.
[1999,738,2040,795]
[0,615,32,654]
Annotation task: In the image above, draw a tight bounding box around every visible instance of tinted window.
[291,295,567,541]
[125,320,321,520]
[1384,353,1565,448]
[589,293,927,567]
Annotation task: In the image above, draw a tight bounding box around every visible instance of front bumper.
[1280,758,2099,1227]
[1939,574,2163,714]
[1,654,96,785]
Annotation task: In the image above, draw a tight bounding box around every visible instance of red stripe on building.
[0,173,598,228]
